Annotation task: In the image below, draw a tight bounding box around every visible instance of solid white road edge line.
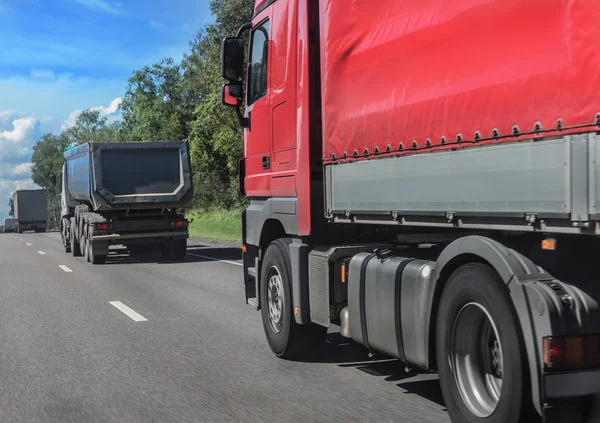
[187,252,243,267]
[109,301,148,322]
[37,251,46,255]
[59,265,73,273]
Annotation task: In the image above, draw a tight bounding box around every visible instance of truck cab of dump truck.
[222,1,600,423]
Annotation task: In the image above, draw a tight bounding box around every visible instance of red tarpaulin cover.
[319,0,600,161]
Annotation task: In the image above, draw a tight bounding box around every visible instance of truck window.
[247,20,270,106]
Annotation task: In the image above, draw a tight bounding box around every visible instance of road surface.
[0,232,450,423]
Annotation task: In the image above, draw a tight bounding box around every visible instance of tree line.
[30,0,254,229]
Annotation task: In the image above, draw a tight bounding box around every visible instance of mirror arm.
[236,23,252,38]
[236,106,249,128]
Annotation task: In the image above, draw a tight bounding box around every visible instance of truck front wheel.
[260,239,327,360]
[436,263,529,423]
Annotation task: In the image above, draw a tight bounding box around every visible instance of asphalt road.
[0,232,450,423]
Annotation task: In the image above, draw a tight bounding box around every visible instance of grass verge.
[187,209,242,243]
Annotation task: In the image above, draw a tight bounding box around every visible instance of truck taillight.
[94,223,109,230]
[543,334,600,372]
[174,220,188,227]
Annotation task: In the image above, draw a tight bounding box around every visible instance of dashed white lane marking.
[187,253,243,267]
[26,243,31,246]
[19,238,23,242]
[109,301,148,322]
[37,251,46,255]
[59,265,73,273]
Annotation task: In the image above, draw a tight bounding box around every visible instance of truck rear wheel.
[87,238,106,265]
[172,239,186,262]
[161,239,187,262]
[260,239,327,360]
[62,218,71,253]
[70,218,82,257]
[436,263,528,423]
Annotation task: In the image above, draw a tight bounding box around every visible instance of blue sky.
[0,0,211,220]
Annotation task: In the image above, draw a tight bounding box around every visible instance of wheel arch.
[245,198,299,248]
[428,235,551,416]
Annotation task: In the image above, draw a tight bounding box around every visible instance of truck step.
[247,297,258,307]
[248,267,257,278]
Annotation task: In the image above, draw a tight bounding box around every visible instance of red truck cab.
[222,2,600,422]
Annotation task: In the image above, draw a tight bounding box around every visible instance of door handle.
[262,156,270,170]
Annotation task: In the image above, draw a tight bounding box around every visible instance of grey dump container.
[64,141,193,211]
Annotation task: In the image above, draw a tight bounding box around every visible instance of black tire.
[62,219,71,253]
[86,236,91,263]
[260,239,327,360]
[79,220,87,258]
[80,233,86,258]
[160,239,186,262]
[88,238,106,265]
[171,239,187,262]
[436,263,529,423]
[70,218,82,257]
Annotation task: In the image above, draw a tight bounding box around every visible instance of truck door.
[269,0,298,196]
[244,7,273,197]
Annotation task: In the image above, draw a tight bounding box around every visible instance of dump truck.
[221,1,600,422]
[54,141,193,264]
[12,190,47,233]
[3,218,15,233]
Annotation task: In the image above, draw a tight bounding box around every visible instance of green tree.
[182,0,253,209]
[66,110,123,145]
[31,133,70,229]
[121,58,190,142]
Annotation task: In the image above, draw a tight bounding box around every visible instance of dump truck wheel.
[171,239,187,262]
[70,217,82,257]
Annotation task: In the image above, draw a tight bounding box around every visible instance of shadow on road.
[303,332,446,409]
[187,246,242,261]
[101,245,242,266]
[397,379,446,408]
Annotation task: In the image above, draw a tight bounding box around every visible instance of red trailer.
[221,1,600,422]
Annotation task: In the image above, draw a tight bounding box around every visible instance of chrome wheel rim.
[267,266,285,334]
[450,302,503,418]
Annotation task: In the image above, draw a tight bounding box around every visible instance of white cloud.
[62,97,122,130]
[9,163,32,178]
[62,110,82,130]
[75,0,123,15]
[31,69,56,80]
[1,117,39,143]
[0,113,43,220]
[151,20,164,30]
[92,97,122,116]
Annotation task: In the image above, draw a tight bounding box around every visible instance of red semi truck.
[221,1,600,422]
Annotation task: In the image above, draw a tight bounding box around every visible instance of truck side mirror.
[221,37,245,83]
[49,174,57,186]
[222,84,242,107]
